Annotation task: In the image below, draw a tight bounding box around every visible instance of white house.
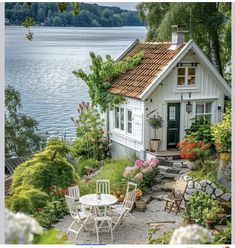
[107,31,231,160]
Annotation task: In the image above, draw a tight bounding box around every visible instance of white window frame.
[114,106,124,131]
[114,107,133,135]
[126,109,133,134]
[177,66,196,87]
[195,102,212,123]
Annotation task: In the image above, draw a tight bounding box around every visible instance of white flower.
[170,224,213,244]
[5,209,43,244]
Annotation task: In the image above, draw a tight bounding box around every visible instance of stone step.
[159,165,181,174]
[160,172,181,180]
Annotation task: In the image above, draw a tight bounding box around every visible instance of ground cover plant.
[7,138,78,228]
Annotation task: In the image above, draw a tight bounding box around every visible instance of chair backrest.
[123,190,136,210]
[68,185,80,200]
[96,179,110,194]
[173,180,188,196]
[65,195,80,219]
[126,181,137,194]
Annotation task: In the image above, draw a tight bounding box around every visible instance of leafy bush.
[72,102,111,160]
[11,139,78,194]
[123,158,160,191]
[77,158,101,177]
[177,137,211,162]
[214,221,231,244]
[9,139,78,225]
[212,107,231,153]
[148,228,173,244]
[184,192,219,226]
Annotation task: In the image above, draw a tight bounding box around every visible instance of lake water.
[5,26,147,139]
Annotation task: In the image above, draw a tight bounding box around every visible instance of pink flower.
[123,170,131,177]
[141,165,153,174]
[134,172,143,180]
[134,159,144,168]
[108,143,112,149]
[100,137,107,143]
[143,160,150,167]
[149,158,159,167]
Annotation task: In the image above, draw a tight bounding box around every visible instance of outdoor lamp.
[186,101,192,113]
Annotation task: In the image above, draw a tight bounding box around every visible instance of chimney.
[169,25,186,50]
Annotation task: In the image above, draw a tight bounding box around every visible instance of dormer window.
[177,67,196,86]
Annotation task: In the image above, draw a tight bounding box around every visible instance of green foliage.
[187,160,226,192]
[5,85,46,158]
[72,102,111,160]
[212,107,231,153]
[34,228,70,244]
[137,2,231,76]
[73,52,144,112]
[5,3,143,27]
[148,228,173,244]
[214,221,231,244]
[22,16,34,28]
[9,139,78,226]
[76,158,101,177]
[79,159,131,196]
[184,192,219,226]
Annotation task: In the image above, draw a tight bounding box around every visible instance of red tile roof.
[108,42,186,99]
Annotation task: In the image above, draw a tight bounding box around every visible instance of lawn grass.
[79,158,132,195]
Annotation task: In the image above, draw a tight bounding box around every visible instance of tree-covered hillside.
[5,2,144,27]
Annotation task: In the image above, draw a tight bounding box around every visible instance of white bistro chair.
[126,181,137,193]
[111,189,136,230]
[68,185,80,201]
[65,195,93,239]
[96,179,110,194]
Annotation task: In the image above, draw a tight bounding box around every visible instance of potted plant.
[212,108,231,161]
[148,115,163,151]
[203,207,218,230]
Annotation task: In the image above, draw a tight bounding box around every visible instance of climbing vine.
[73,51,144,112]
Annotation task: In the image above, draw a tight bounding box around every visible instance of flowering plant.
[212,108,231,153]
[170,224,213,244]
[177,137,211,161]
[123,158,160,189]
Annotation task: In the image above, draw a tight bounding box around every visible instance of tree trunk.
[209,32,223,76]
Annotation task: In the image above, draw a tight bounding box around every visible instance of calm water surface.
[5,26,147,139]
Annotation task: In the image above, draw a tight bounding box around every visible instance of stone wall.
[216,159,231,192]
[180,175,231,202]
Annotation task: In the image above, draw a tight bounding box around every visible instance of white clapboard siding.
[132,113,143,142]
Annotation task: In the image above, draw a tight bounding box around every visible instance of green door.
[167,103,180,149]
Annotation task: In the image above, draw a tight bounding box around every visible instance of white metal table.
[79,194,117,243]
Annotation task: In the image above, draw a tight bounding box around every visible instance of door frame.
[166,102,181,150]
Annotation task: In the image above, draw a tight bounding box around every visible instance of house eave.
[140,40,231,100]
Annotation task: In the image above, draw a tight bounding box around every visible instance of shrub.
[177,137,211,162]
[183,192,219,226]
[9,139,78,221]
[72,102,111,160]
[76,158,101,177]
[123,158,160,191]
[212,108,231,153]
[11,194,33,214]
[11,139,78,194]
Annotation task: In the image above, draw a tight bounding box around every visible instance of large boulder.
[217,159,231,192]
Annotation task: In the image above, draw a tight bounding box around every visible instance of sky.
[96,2,139,10]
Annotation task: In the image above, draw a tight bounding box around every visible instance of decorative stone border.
[180,175,231,202]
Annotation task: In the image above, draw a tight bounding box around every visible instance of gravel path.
[54,199,183,244]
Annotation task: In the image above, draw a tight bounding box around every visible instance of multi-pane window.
[177,67,196,86]
[195,102,212,123]
[114,107,132,133]
[127,110,132,134]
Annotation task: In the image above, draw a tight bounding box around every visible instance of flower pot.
[135,199,147,212]
[219,152,231,161]
[205,219,216,230]
[150,139,161,152]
